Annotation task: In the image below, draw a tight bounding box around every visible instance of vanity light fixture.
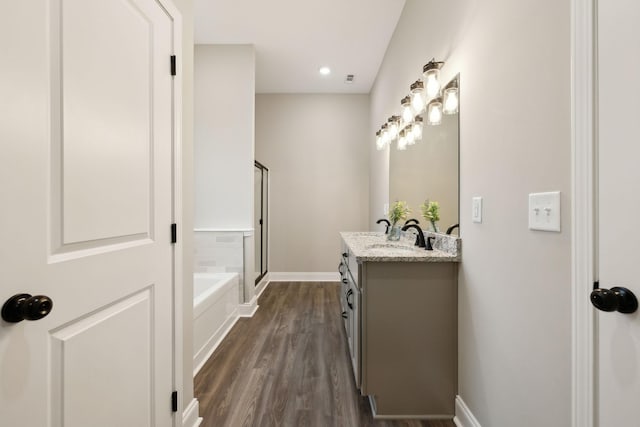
[423,59,445,99]
[442,78,459,115]
[427,97,443,126]
[401,96,413,126]
[374,59,456,151]
[410,80,426,114]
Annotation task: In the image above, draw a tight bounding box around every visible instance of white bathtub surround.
[193,272,241,376]
[194,231,244,276]
[194,229,258,306]
[453,396,482,427]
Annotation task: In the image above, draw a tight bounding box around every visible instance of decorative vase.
[387,225,402,241]
[430,220,439,233]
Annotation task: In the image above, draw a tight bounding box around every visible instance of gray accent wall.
[256,94,370,272]
[370,0,571,426]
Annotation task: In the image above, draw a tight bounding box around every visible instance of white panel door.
[0,1,176,426]
[596,0,640,425]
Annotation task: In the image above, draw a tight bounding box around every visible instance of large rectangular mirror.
[389,75,459,235]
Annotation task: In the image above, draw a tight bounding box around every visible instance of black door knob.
[2,294,54,323]
[590,286,637,314]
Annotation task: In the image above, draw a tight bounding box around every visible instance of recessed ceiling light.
[319,66,331,76]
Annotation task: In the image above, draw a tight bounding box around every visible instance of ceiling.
[194,0,406,94]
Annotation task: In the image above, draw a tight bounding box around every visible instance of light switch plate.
[472,197,483,223]
[528,191,561,232]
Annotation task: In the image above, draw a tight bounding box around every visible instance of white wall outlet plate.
[528,191,561,232]
[472,197,483,223]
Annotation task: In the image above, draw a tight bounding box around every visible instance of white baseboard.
[255,274,270,298]
[183,398,202,427]
[453,395,482,427]
[238,295,259,317]
[193,309,239,376]
[369,395,452,420]
[269,272,340,282]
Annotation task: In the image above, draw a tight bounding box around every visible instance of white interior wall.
[194,44,256,303]
[370,1,571,426]
[255,94,370,273]
[194,44,255,230]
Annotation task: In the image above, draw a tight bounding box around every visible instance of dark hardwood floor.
[194,281,456,427]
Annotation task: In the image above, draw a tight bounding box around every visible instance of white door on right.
[596,0,640,425]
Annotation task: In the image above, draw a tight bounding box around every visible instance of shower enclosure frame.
[254,160,269,285]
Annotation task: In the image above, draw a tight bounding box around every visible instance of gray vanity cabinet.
[339,241,361,387]
[360,261,457,418]
[339,234,458,419]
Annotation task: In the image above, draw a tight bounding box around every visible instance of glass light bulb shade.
[375,131,384,150]
[424,69,441,98]
[412,121,423,140]
[397,134,408,150]
[380,128,389,146]
[388,122,398,140]
[402,105,414,124]
[443,87,459,114]
[406,129,416,145]
[428,101,443,125]
[411,91,425,114]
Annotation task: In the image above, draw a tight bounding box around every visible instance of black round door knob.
[1,293,54,323]
[590,286,638,314]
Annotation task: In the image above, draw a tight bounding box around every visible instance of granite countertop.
[340,231,461,263]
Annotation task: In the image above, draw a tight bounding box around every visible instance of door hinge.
[171,223,177,244]
[171,390,178,412]
[170,55,177,76]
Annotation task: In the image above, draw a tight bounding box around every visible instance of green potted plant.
[421,200,440,232]
[388,201,410,240]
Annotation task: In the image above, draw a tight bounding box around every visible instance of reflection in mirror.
[389,75,459,235]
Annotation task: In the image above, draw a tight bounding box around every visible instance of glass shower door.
[254,161,268,284]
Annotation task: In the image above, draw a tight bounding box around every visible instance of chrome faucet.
[401,223,426,248]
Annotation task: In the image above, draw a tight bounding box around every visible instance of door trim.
[571,0,596,426]
[151,0,185,424]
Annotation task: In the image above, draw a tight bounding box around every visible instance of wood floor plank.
[195,282,456,427]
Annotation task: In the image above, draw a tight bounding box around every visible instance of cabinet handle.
[342,278,348,284]
[342,252,348,258]
[338,262,345,276]
[347,289,354,310]
[341,311,348,319]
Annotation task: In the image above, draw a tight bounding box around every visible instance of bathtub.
[193,272,240,375]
